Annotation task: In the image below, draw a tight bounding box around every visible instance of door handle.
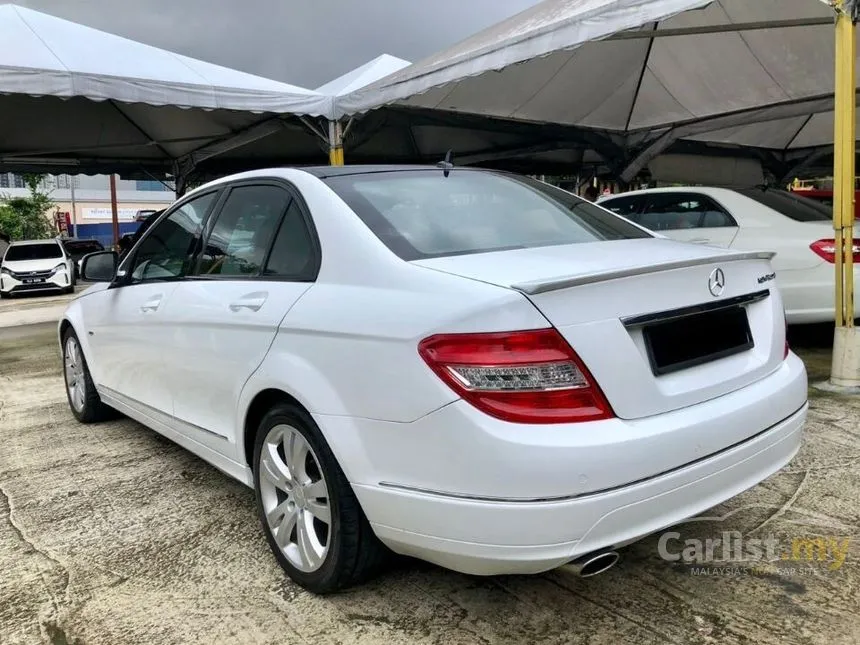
[229,292,268,312]
[140,295,162,312]
[689,238,711,244]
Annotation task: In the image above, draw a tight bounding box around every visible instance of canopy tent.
[314,54,411,96]
[0,4,332,188]
[334,0,858,183]
[188,55,614,180]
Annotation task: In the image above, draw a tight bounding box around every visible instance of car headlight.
[51,263,67,274]
[0,267,12,276]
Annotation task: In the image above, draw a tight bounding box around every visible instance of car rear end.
[318,169,808,575]
[733,187,858,323]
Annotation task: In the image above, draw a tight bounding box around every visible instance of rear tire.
[253,403,388,594]
[62,328,113,423]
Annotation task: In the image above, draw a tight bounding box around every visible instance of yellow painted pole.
[834,2,856,328]
[328,120,345,166]
[834,7,846,327]
[830,0,860,388]
[843,13,856,328]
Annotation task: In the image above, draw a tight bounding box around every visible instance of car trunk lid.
[413,238,785,419]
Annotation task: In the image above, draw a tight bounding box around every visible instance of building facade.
[0,173,176,244]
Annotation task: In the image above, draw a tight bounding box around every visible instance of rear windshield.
[737,188,832,222]
[4,242,63,262]
[323,170,651,260]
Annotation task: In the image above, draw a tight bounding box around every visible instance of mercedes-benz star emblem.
[708,267,725,297]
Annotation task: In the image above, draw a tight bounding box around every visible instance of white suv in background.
[0,239,75,298]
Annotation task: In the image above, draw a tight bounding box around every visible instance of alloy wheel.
[258,424,332,572]
[64,336,86,413]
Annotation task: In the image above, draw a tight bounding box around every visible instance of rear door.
[634,192,739,248]
[163,180,318,447]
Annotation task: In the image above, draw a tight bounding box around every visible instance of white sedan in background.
[60,167,807,593]
[598,186,848,324]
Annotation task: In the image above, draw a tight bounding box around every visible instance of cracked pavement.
[0,323,858,644]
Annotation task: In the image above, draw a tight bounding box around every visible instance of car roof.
[598,186,743,200]
[299,164,487,179]
[9,239,61,246]
[180,164,504,201]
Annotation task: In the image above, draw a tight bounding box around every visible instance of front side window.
[130,192,215,282]
[637,193,735,231]
[4,242,63,262]
[323,170,651,261]
[195,185,290,277]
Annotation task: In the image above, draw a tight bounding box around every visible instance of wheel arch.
[242,388,308,469]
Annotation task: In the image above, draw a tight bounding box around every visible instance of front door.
[164,182,318,450]
[84,191,219,416]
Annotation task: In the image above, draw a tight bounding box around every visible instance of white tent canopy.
[335,0,854,180]
[315,54,411,97]
[0,4,329,114]
[0,4,334,188]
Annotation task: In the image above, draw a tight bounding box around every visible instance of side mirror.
[80,251,118,282]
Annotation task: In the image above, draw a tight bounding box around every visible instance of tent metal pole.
[829,0,860,388]
[109,174,120,248]
[328,120,345,166]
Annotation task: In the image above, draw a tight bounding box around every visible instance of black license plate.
[23,278,45,284]
[642,305,753,376]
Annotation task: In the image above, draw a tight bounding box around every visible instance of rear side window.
[634,193,736,231]
[4,242,62,261]
[196,185,289,277]
[264,200,315,278]
[737,188,832,222]
[323,170,651,261]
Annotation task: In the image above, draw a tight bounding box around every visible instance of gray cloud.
[11,0,540,88]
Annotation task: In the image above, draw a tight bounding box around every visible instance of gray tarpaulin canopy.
[0,4,332,186]
[335,0,855,182]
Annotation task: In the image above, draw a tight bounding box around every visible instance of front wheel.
[253,403,387,593]
[62,329,113,423]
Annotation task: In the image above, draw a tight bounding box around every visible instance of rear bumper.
[779,264,860,324]
[316,353,807,575]
[354,403,805,575]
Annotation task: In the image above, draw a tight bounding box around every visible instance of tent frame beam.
[606,17,834,40]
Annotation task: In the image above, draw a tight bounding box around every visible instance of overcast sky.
[12,0,540,89]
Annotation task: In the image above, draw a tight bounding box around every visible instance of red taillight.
[810,238,860,263]
[418,329,614,424]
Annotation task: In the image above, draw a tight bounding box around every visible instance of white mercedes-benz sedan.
[597,186,849,324]
[60,166,808,593]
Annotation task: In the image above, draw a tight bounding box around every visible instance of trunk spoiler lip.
[510,250,776,295]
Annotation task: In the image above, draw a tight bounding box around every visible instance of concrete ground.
[0,320,858,644]
[0,286,87,329]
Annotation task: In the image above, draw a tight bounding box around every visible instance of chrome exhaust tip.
[567,550,620,577]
